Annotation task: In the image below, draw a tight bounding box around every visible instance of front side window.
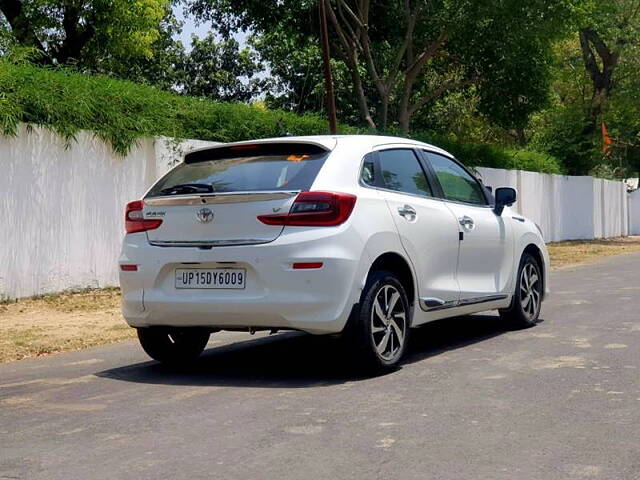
[147,144,329,197]
[378,149,433,197]
[427,153,487,205]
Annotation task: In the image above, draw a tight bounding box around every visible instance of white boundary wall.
[477,167,628,242]
[630,189,640,235]
[0,127,630,298]
[0,125,217,299]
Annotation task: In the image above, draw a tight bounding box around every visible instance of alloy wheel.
[370,285,407,361]
[520,262,541,320]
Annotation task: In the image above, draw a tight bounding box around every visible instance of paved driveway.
[1,254,639,480]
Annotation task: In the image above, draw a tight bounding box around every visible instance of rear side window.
[147,144,329,197]
[360,153,377,186]
[378,149,433,197]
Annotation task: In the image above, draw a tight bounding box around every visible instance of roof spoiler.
[185,142,330,164]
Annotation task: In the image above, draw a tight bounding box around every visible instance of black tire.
[137,327,210,365]
[500,253,543,329]
[346,270,411,373]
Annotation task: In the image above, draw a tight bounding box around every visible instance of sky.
[173,5,248,50]
[173,6,210,47]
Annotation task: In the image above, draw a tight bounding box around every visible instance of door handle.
[398,205,417,220]
[458,215,475,231]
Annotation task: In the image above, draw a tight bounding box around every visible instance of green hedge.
[408,132,564,174]
[0,61,355,155]
[0,60,563,174]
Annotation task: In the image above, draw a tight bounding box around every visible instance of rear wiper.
[159,183,214,195]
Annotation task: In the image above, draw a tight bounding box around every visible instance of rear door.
[423,151,514,300]
[369,148,461,307]
[143,143,329,247]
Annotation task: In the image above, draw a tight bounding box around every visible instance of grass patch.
[38,287,121,313]
[0,288,133,363]
[547,236,640,269]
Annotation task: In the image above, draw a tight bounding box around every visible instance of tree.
[191,0,582,133]
[178,35,264,101]
[0,16,13,54]
[578,0,640,132]
[528,1,640,176]
[251,27,363,125]
[111,26,266,102]
[1,0,268,103]
[97,4,186,91]
[0,0,169,67]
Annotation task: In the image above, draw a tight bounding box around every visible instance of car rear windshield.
[147,143,330,197]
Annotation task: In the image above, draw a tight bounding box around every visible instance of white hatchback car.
[119,135,549,371]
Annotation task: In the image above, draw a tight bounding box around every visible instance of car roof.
[186,135,453,158]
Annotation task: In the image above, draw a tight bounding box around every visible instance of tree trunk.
[379,95,389,130]
[347,50,376,129]
[579,28,619,134]
[324,1,376,129]
[53,1,96,64]
[398,74,416,134]
[398,79,412,133]
[398,110,410,133]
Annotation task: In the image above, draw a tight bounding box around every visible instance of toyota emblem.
[196,207,214,223]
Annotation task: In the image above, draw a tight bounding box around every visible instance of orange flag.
[602,122,613,155]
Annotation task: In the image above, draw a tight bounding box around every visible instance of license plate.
[175,268,246,289]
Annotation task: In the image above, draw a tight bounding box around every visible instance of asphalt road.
[1,254,640,480]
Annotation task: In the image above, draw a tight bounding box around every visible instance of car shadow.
[96,313,523,388]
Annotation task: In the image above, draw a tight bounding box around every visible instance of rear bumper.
[119,227,368,335]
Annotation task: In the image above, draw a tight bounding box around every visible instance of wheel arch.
[522,243,546,300]
[365,252,416,309]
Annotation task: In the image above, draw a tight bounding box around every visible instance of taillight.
[258,191,356,227]
[125,200,162,234]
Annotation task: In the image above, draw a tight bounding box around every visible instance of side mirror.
[494,187,517,216]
